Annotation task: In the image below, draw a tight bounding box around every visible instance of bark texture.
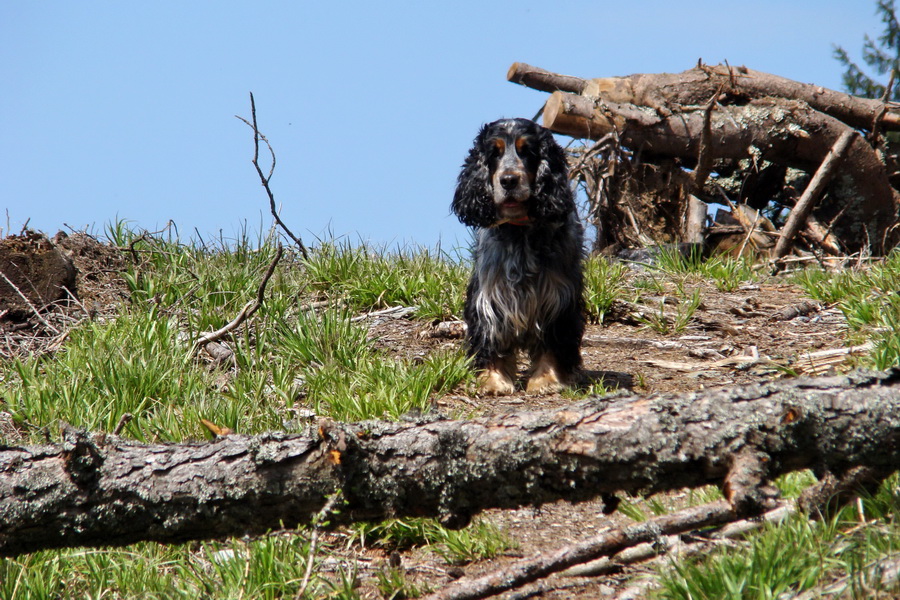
[2,370,900,556]
[511,62,900,255]
[509,62,900,131]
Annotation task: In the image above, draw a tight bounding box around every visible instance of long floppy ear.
[530,126,576,222]
[451,127,498,228]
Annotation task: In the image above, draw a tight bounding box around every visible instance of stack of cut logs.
[508,62,900,259]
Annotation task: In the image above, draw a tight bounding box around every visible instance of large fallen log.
[509,62,900,131]
[1,370,900,557]
[510,62,900,255]
[544,91,897,250]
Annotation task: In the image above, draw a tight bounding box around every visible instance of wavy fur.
[451,118,584,394]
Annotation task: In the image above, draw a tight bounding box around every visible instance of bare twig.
[296,491,344,599]
[773,129,857,261]
[193,244,283,351]
[236,93,310,259]
[791,553,900,599]
[736,210,762,258]
[112,413,133,436]
[870,68,897,144]
[423,501,737,600]
[126,221,176,264]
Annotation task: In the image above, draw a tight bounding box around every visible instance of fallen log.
[508,62,900,131]
[542,91,897,252]
[2,370,900,556]
[511,62,900,255]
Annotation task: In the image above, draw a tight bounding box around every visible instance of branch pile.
[1,370,899,557]
[508,62,900,257]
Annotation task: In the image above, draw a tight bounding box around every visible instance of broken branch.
[236,93,310,259]
[423,501,737,600]
[1,371,900,556]
[774,129,857,260]
[193,244,283,350]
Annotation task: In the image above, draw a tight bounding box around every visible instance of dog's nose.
[499,173,520,190]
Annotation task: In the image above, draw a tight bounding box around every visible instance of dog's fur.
[452,118,584,394]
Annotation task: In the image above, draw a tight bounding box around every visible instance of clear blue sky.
[0,2,884,249]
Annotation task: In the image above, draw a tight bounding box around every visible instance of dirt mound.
[0,231,76,319]
[0,231,129,357]
[52,230,129,313]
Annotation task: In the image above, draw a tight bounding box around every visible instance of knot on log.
[61,426,104,488]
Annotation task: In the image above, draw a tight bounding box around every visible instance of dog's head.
[452,118,574,228]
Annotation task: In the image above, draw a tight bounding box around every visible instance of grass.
[653,474,900,599]
[644,245,761,292]
[303,239,469,320]
[3,221,900,598]
[792,250,900,369]
[0,535,328,599]
[634,287,702,335]
[0,222,494,598]
[583,254,630,322]
[351,517,516,565]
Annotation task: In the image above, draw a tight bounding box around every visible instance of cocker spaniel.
[452,118,585,395]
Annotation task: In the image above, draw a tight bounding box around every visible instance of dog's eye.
[515,137,535,157]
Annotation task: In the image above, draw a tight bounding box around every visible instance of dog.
[451,118,585,395]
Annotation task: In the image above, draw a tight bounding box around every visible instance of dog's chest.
[470,230,572,338]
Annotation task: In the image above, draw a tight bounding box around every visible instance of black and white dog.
[452,118,584,395]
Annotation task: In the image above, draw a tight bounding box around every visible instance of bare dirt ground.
[1,234,854,598]
[355,271,851,598]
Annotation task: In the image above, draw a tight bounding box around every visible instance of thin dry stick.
[692,85,723,191]
[423,501,737,600]
[870,68,897,144]
[296,492,343,599]
[735,211,762,257]
[126,222,176,264]
[193,244,283,350]
[112,413,133,436]
[774,129,857,260]
[236,93,310,260]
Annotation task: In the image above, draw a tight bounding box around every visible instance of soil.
[0,233,856,598]
[350,265,851,598]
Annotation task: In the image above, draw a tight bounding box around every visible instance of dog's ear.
[452,126,497,228]
[530,128,576,221]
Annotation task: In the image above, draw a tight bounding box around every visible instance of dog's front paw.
[478,368,516,395]
[525,373,564,395]
[526,354,566,395]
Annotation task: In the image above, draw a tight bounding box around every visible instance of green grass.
[583,254,630,322]
[303,239,469,320]
[653,475,900,600]
[351,517,516,565]
[634,288,702,335]
[0,222,487,599]
[0,535,332,599]
[793,250,900,369]
[3,220,900,599]
[6,308,216,441]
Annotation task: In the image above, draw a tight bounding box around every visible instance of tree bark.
[508,62,900,131]
[542,91,898,252]
[773,130,857,259]
[2,370,900,557]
